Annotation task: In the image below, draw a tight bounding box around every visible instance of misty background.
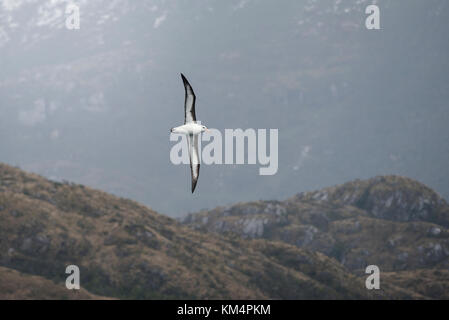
[0,0,448,217]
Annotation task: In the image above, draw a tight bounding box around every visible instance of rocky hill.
[1,164,447,299]
[0,265,107,300]
[0,163,413,300]
[183,175,449,299]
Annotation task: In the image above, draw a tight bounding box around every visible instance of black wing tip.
[191,165,199,193]
[181,74,193,89]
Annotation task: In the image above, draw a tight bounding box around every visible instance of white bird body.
[170,74,209,193]
[171,122,205,135]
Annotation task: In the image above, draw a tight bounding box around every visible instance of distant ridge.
[0,163,446,299]
[0,163,392,299]
[183,175,449,299]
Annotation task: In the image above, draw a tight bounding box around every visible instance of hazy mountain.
[183,175,449,299]
[2,163,449,298]
[2,162,398,299]
[1,0,448,216]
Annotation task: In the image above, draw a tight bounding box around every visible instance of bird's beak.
[206,128,210,132]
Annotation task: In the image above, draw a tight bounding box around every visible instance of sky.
[0,0,448,217]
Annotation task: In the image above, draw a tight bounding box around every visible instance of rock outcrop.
[183,175,449,293]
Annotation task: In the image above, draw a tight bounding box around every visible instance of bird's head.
[201,125,209,132]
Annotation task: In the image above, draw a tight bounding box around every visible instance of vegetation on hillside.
[1,164,448,299]
[183,175,449,299]
[0,163,402,299]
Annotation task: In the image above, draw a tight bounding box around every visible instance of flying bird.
[170,74,208,193]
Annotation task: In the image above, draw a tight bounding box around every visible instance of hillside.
[0,163,411,300]
[183,175,449,298]
[2,164,448,299]
[0,266,107,300]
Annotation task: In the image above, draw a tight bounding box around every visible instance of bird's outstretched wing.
[187,134,200,193]
[181,73,196,124]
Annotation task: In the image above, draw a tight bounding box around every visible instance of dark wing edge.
[181,73,196,124]
[190,162,199,193]
[187,134,200,193]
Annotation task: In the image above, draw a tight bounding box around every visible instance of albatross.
[170,73,209,193]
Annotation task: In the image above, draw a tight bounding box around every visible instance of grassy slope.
[183,175,449,299]
[0,163,404,299]
[0,266,108,299]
